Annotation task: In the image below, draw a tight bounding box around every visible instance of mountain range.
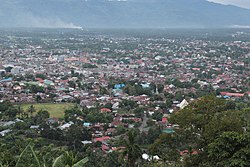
[1,0,250,28]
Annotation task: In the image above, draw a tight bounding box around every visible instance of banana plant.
[52,151,88,167]
[15,144,41,167]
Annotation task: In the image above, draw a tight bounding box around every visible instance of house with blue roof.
[44,79,54,85]
[114,84,125,89]
[0,77,13,83]
[83,122,91,127]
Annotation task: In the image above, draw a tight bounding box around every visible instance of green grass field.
[21,103,75,118]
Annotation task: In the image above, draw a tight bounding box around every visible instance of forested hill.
[0,0,250,28]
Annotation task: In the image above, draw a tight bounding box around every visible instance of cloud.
[208,0,250,9]
[231,25,250,28]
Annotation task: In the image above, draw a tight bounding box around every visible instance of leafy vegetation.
[1,95,250,166]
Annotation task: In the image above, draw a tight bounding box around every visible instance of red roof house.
[94,136,111,143]
[101,108,112,113]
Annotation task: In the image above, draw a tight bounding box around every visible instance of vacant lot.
[21,103,75,118]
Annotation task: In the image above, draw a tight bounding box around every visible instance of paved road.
[139,114,149,132]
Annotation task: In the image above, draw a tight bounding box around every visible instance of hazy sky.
[209,0,250,9]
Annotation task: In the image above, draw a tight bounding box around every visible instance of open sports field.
[21,103,75,118]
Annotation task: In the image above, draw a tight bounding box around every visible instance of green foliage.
[171,79,193,89]
[82,63,98,68]
[13,121,30,130]
[36,95,42,103]
[68,81,76,89]
[34,110,50,124]
[0,101,22,120]
[52,151,88,167]
[5,67,13,73]
[203,110,244,144]
[27,85,44,93]
[175,92,183,101]
[123,130,142,167]
[116,124,126,135]
[28,105,36,117]
[64,105,82,122]
[123,84,152,96]
[151,112,163,121]
[15,144,41,167]
[65,125,91,150]
[102,151,124,167]
[208,132,250,167]
[99,87,109,95]
[52,154,65,167]
[170,95,247,166]
[40,124,63,140]
[147,126,162,144]
[146,118,155,127]
[25,74,35,81]
[35,74,47,80]
[120,99,138,110]
[148,134,180,163]
[104,103,112,110]
[157,84,164,93]
[134,107,145,118]
[85,111,113,123]
[72,157,89,167]
[225,100,236,110]
[150,94,163,101]
[170,96,226,133]
[5,107,19,119]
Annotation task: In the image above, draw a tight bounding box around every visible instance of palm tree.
[17,105,24,119]
[123,130,142,167]
[15,144,88,167]
[28,105,36,117]
[52,151,88,167]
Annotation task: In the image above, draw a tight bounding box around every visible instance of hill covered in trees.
[1,0,250,28]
